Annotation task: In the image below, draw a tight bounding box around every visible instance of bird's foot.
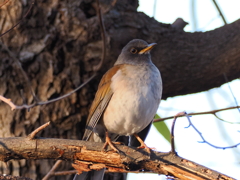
[102,132,119,152]
[134,133,153,154]
[137,144,155,154]
[102,141,119,152]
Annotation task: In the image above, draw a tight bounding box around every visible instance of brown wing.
[82,65,122,141]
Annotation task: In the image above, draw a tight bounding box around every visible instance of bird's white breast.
[103,64,162,136]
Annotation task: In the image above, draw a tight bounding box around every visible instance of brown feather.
[82,65,123,140]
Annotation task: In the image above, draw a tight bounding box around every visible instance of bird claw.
[137,145,153,154]
[134,133,153,154]
[102,131,119,152]
[102,141,119,152]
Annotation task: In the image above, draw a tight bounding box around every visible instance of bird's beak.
[139,43,157,54]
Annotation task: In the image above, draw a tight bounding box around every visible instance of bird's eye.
[130,48,137,54]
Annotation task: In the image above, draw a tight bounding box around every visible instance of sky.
[128,0,240,179]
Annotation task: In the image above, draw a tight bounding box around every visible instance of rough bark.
[0,137,235,180]
[0,0,239,179]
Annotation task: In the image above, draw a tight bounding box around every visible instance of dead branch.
[0,0,35,38]
[170,112,187,154]
[212,0,227,24]
[27,121,50,139]
[0,74,96,110]
[0,41,39,102]
[0,137,235,180]
[42,160,63,180]
[92,0,106,72]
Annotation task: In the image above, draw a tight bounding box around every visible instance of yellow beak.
[139,43,157,54]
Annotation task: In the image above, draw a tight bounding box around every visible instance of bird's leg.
[102,131,119,152]
[134,133,151,153]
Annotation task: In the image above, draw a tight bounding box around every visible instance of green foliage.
[153,114,171,143]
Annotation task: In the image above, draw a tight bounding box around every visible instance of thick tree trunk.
[0,0,239,179]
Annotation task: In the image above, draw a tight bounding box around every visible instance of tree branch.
[184,113,240,149]
[28,121,50,139]
[102,6,240,98]
[42,160,63,180]
[0,73,95,110]
[0,137,235,180]
[212,0,227,24]
[154,106,240,123]
[0,0,35,38]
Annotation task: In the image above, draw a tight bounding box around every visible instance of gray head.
[114,39,157,66]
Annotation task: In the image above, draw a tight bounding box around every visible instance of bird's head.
[115,39,157,66]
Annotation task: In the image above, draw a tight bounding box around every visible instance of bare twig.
[0,41,39,102]
[185,113,240,149]
[36,73,96,105]
[0,73,96,110]
[42,160,63,180]
[0,0,11,8]
[93,0,106,71]
[170,112,186,154]
[212,113,231,123]
[0,96,16,110]
[28,121,50,139]
[154,106,240,124]
[170,117,177,154]
[0,0,35,38]
[212,0,227,25]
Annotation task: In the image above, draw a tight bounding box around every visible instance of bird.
[74,39,162,180]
